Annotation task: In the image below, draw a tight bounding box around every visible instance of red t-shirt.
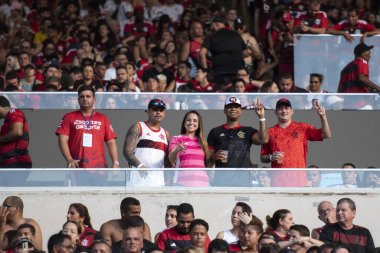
[0,109,32,166]
[55,110,117,169]
[338,58,369,93]
[332,20,376,34]
[261,121,323,187]
[295,11,328,30]
[191,80,216,92]
[124,21,156,38]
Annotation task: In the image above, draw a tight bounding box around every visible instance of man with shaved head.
[0,196,43,250]
[311,200,336,239]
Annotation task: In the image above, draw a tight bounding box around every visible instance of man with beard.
[123,99,170,187]
[207,96,268,186]
[157,203,210,252]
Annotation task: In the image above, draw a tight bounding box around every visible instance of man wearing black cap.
[207,96,268,186]
[123,98,170,187]
[199,16,250,90]
[261,98,331,187]
[338,42,380,93]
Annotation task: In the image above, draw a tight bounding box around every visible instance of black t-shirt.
[202,28,246,74]
[207,124,258,186]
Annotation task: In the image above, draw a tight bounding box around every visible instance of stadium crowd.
[0,196,377,253]
[0,0,379,93]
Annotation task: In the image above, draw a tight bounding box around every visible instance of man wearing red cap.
[338,43,380,93]
[260,98,331,187]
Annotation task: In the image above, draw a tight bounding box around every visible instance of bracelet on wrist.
[259,118,266,122]
[137,163,144,168]
[113,161,120,165]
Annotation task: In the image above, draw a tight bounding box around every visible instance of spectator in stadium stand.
[180,20,205,76]
[260,98,331,187]
[207,96,268,187]
[260,81,280,93]
[48,233,74,253]
[0,96,32,184]
[319,197,375,253]
[257,234,277,250]
[44,76,62,91]
[360,169,380,188]
[236,68,263,92]
[121,227,144,253]
[233,78,247,93]
[20,64,42,91]
[338,43,380,93]
[93,20,118,56]
[104,51,130,81]
[92,240,112,253]
[12,236,35,253]
[124,62,145,91]
[331,163,359,188]
[327,8,380,42]
[123,98,170,187]
[234,18,262,77]
[294,0,328,34]
[5,52,22,76]
[208,239,229,253]
[73,64,104,91]
[55,85,119,185]
[142,48,174,87]
[100,197,151,246]
[0,196,43,250]
[307,74,327,93]
[190,68,216,92]
[157,74,169,92]
[124,5,156,40]
[33,17,52,49]
[288,225,323,253]
[72,39,103,67]
[112,65,140,92]
[199,16,249,90]
[264,209,293,245]
[43,61,63,79]
[216,202,253,253]
[95,62,107,83]
[257,170,272,187]
[16,223,38,249]
[154,205,178,242]
[160,0,184,24]
[278,73,308,93]
[253,0,276,42]
[157,203,210,252]
[144,76,160,92]
[61,221,82,252]
[240,217,264,253]
[275,12,296,77]
[112,216,155,253]
[306,166,321,187]
[189,219,211,251]
[166,61,193,92]
[168,110,210,186]
[311,201,336,240]
[4,71,22,91]
[66,203,101,251]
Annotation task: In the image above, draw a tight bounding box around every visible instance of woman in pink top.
[169,110,210,186]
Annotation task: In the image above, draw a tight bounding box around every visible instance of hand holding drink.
[273,151,284,164]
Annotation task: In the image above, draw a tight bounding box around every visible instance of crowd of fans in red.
[0,0,379,93]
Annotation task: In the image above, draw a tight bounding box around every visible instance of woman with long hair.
[168,110,210,186]
[61,221,82,253]
[241,217,264,253]
[66,203,101,251]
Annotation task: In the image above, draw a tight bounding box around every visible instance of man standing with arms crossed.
[123,99,170,187]
[261,98,331,187]
[56,85,119,186]
[207,96,269,187]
